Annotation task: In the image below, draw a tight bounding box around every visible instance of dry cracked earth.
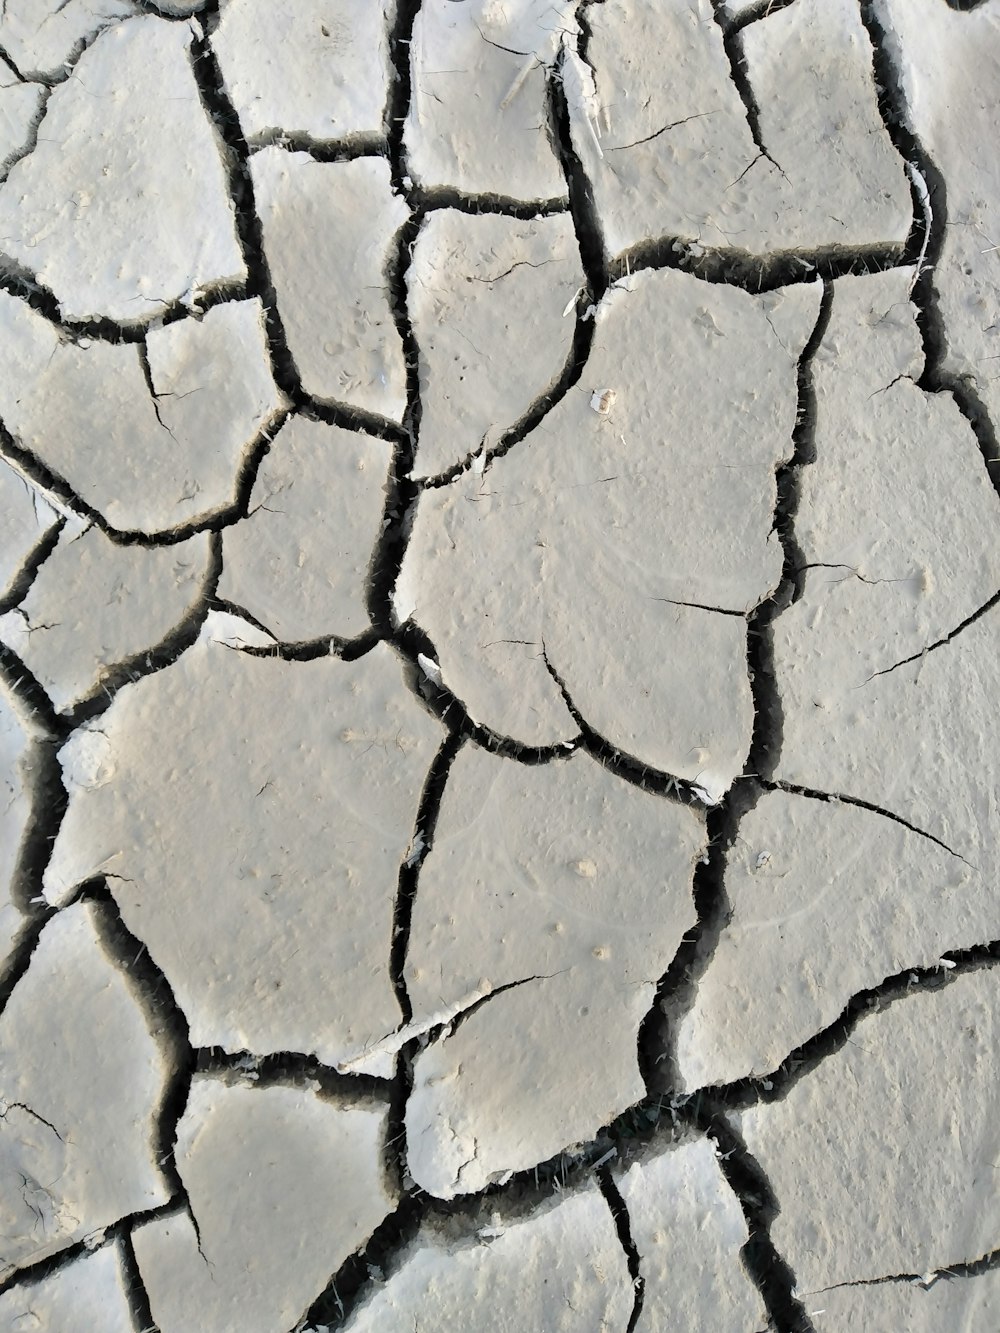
[0,0,998,1330]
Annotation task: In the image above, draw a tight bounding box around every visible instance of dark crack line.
[609,109,719,153]
[193,1047,393,1100]
[0,83,53,187]
[611,236,906,295]
[709,0,785,174]
[650,596,746,617]
[0,263,251,342]
[0,1200,182,1302]
[436,971,564,1043]
[209,597,381,664]
[388,621,584,766]
[87,884,194,1203]
[863,585,1000,682]
[57,531,223,730]
[390,729,464,1028]
[685,1103,816,1333]
[764,778,975,867]
[597,1167,645,1333]
[418,284,598,487]
[644,285,832,1101]
[0,403,294,548]
[298,1194,425,1331]
[188,21,305,408]
[727,0,800,34]
[0,640,61,734]
[539,642,710,807]
[0,513,64,615]
[405,183,569,218]
[118,1225,160,1333]
[689,941,1000,1114]
[858,2,1000,502]
[548,30,607,299]
[246,129,388,161]
[0,1101,62,1141]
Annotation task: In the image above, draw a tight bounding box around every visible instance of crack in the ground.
[859,0,1000,501]
[863,585,1000,681]
[688,942,1000,1113]
[0,0,994,1323]
[0,513,64,616]
[764,778,976,867]
[612,236,908,294]
[709,0,786,175]
[540,643,710,806]
[0,1198,183,1302]
[597,1166,645,1333]
[686,1103,816,1333]
[246,130,388,161]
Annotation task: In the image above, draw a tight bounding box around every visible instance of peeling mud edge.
[859,1,1000,499]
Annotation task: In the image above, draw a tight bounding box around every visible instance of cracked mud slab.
[133,1077,393,1333]
[740,967,1000,1289]
[0,902,172,1280]
[0,2,999,1330]
[43,625,441,1070]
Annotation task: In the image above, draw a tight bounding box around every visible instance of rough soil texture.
[0,2,999,1331]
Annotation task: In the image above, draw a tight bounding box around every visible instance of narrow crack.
[0,1101,63,1142]
[547,25,607,300]
[59,531,223,730]
[863,586,1000,682]
[764,778,975,867]
[0,401,294,548]
[246,129,388,161]
[118,1225,160,1333]
[192,1047,393,1100]
[0,83,53,187]
[418,285,598,488]
[404,185,569,218]
[298,1195,425,1330]
[390,729,464,1029]
[597,1166,645,1333]
[709,0,785,174]
[0,1200,182,1302]
[188,19,302,407]
[540,643,709,807]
